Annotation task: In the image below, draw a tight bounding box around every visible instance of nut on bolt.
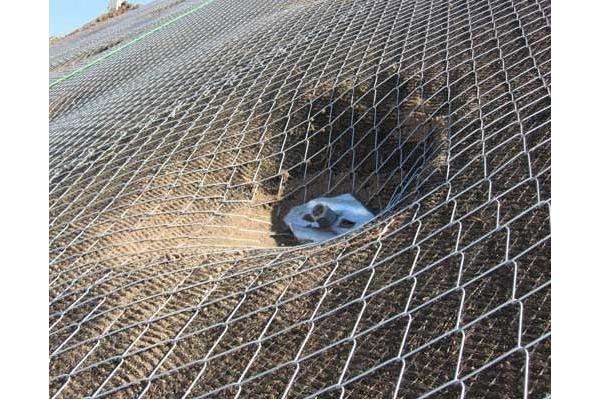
[311,203,338,228]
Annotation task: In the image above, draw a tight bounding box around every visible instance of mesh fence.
[50,0,196,80]
[49,0,551,397]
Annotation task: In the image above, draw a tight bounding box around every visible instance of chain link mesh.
[49,0,551,397]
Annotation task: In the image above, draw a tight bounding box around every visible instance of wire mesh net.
[49,0,551,397]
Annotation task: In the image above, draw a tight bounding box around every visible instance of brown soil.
[50,66,448,262]
[49,0,551,395]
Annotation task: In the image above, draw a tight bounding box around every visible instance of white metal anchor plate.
[283,194,375,243]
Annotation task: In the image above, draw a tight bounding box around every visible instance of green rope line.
[49,0,216,88]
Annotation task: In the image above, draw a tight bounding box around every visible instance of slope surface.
[49,0,551,398]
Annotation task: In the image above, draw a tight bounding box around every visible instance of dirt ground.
[49,0,551,396]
